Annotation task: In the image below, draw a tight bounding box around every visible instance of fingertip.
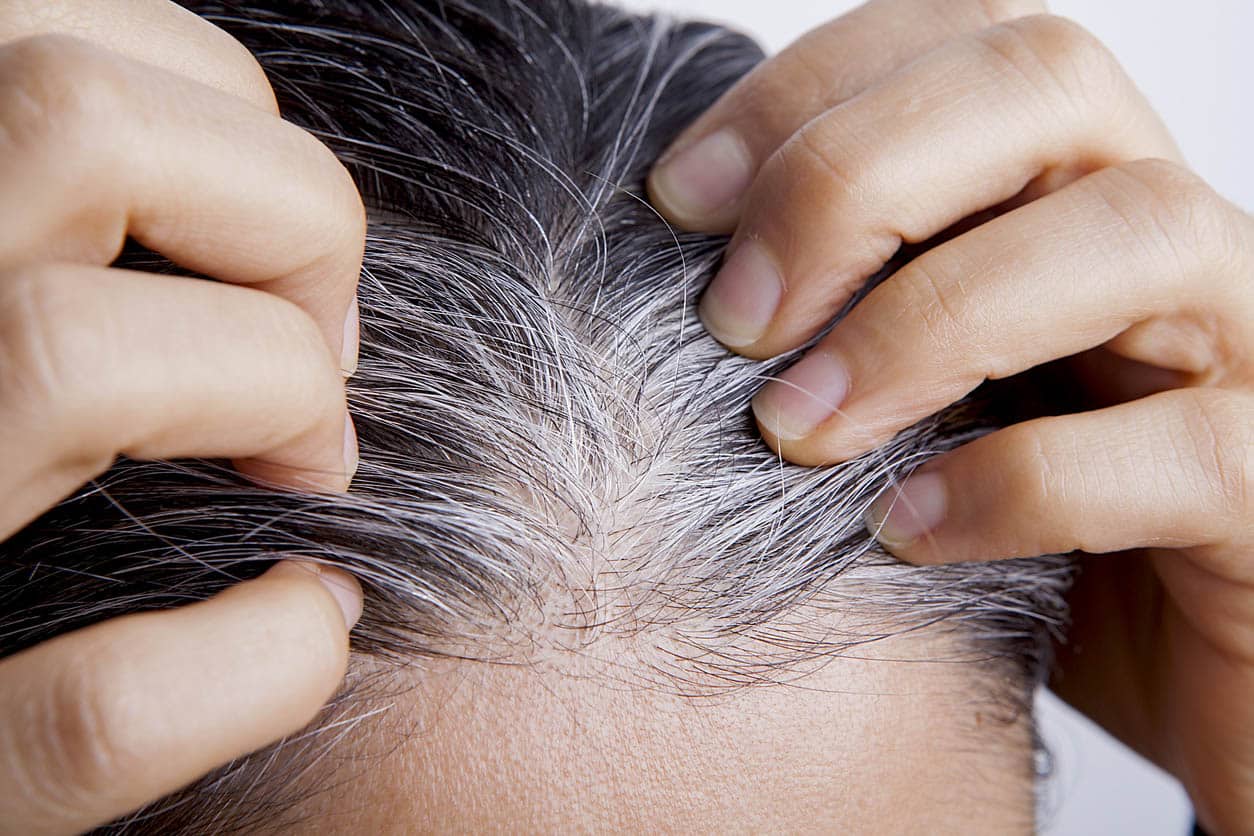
[212,559,359,718]
[647,129,752,232]
[864,470,950,563]
[343,412,359,487]
[231,404,358,495]
[233,456,354,494]
[752,416,856,469]
[341,295,360,377]
[0,556,368,829]
[699,241,785,349]
[751,350,850,442]
[271,560,364,632]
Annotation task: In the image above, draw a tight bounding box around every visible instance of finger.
[696,15,1181,357]
[751,159,1254,464]
[862,388,1254,565]
[0,35,364,371]
[0,560,361,836]
[648,0,1047,230]
[0,264,355,540]
[0,0,278,112]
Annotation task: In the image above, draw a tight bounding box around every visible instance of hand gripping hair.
[0,1,1072,831]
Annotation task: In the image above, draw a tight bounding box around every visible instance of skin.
[0,1,366,833]
[648,0,1253,832]
[290,630,1037,835]
[0,0,1248,832]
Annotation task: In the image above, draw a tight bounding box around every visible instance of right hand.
[0,2,367,832]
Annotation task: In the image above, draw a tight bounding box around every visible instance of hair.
[0,0,1073,831]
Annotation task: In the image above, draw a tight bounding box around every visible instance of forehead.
[285,631,1034,833]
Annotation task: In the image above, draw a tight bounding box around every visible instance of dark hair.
[0,0,1072,831]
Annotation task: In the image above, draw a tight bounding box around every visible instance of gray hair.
[0,0,1072,830]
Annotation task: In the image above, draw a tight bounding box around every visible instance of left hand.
[647,1,1253,832]
[0,3,367,832]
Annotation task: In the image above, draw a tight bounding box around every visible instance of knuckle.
[982,15,1121,107]
[787,123,868,207]
[0,267,78,402]
[1122,158,1218,215]
[973,0,1049,25]
[262,131,366,274]
[215,34,279,114]
[780,122,901,264]
[1014,14,1115,75]
[26,652,141,810]
[892,255,973,351]
[1112,159,1246,274]
[995,422,1057,510]
[0,35,124,160]
[752,44,841,125]
[1174,389,1253,522]
[0,268,113,463]
[994,421,1106,551]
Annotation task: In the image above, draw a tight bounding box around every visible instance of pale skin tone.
[0,1,366,833]
[648,0,1254,832]
[0,0,1250,833]
[286,630,1037,834]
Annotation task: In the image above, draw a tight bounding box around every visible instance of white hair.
[0,0,1072,830]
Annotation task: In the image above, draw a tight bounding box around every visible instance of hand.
[648,1,1253,831]
[0,2,367,832]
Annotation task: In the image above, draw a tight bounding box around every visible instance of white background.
[621,0,1252,209]
[619,1,1253,833]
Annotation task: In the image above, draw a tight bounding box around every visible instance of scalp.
[0,1,1072,831]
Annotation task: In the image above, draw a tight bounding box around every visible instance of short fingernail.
[343,413,359,486]
[283,561,364,630]
[752,351,849,440]
[864,471,948,550]
[650,129,754,221]
[341,296,360,376]
[700,241,783,347]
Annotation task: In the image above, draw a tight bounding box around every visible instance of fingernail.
[341,296,360,376]
[343,413,359,486]
[752,351,849,440]
[283,561,364,630]
[864,471,948,549]
[650,129,754,221]
[699,241,783,347]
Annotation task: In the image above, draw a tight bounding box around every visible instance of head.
[0,0,1071,831]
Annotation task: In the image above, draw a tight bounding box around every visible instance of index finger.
[0,34,365,372]
[0,560,361,836]
[647,0,1046,231]
[1,0,278,113]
